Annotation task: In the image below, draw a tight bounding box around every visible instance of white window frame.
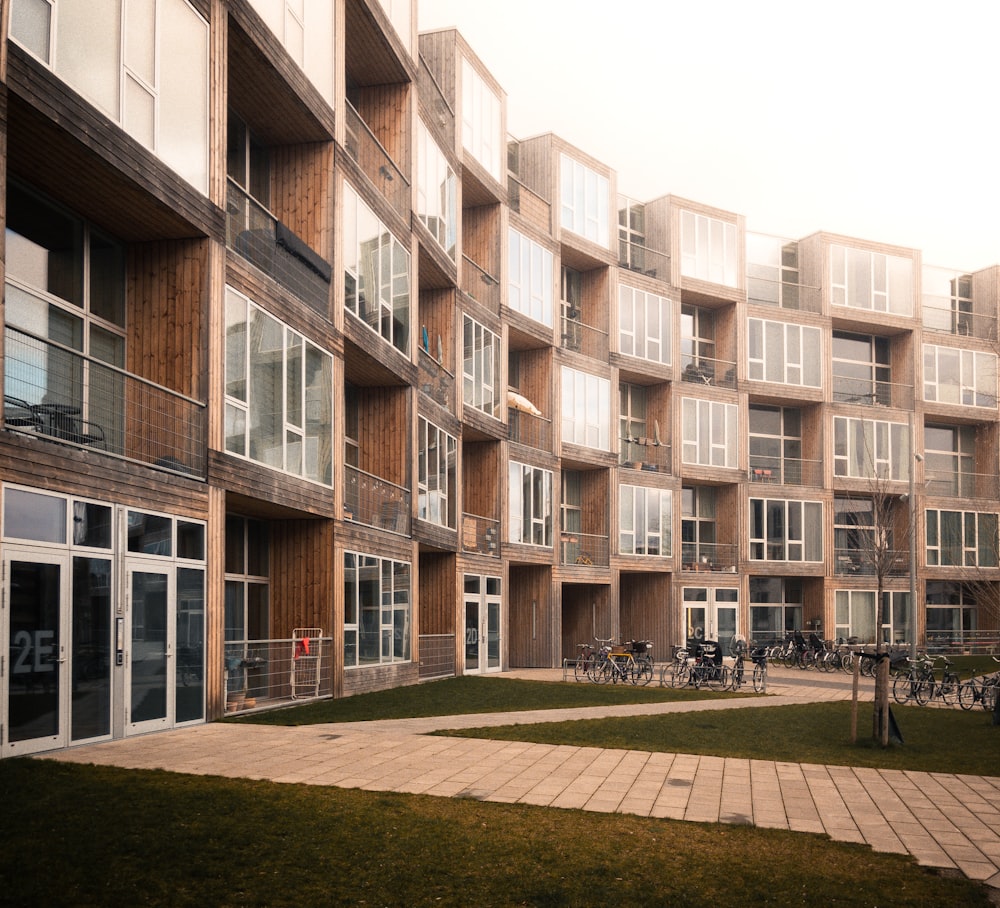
[926,509,999,568]
[462,315,502,419]
[681,398,738,468]
[619,485,672,557]
[508,228,553,327]
[923,344,998,409]
[747,318,821,387]
[749,498,823,562]
[833,416,909,480]
[508,461,552,547]
[417,417,456,528]
[461,57,502,181]
[416,120,457,260]
[561,366,610,450]
[830,244,913,315]
[618,284,671,365]
[680,210,738,287]
[559,153,610,247]
[343,551,411,669]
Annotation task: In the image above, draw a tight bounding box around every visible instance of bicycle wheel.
[913,679,931,706]
[892,674,914,705]
[938,675,959,706]
[752,662,766,693]
[706,666,728,691]
[573,654,589,683]
[669,663,690,688]
[729,664,743,691]
[958,680,979,711]
[590,659,610,684]
[633,659,654,686]
[983,684,998,712]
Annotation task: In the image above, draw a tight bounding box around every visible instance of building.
[1,0,997,758]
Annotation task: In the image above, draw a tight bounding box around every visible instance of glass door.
[126,566,173,735]
[684,587,739,655]
[3,552,69,757]
[464,575,502,674]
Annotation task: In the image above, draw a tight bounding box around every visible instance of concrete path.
[41,667,1000,889]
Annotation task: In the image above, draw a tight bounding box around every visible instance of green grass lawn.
[0,758,993,908]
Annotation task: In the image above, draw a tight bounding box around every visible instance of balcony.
[620,438,671,474]
[226,180,332,313]
[344,101,409,217]
[508,407,552,451]
[418,347,453,409]
[681,542,738,572]
[618,241,669,281]
[224,635,332,712]
[680,355,737,390]
[417,54,455,148]
[461,513,500,556]
[560,314,609,360]
[746,274,822,313]
[461,255,501,313]
[922,302,996,341]
[508,175,551,234]
[343,465,411,535]
[832,377,913,409]
[560,531,610,567]
[834,548,908,577]
[925,470,1000,501]
[748,455,823,487]
[4,325,206,476]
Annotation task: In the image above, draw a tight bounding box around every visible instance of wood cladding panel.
[270,518,335,635]
[461,204,501,280]
[559,584,612,662]
[208,450,335,517]
[270,143,335,264]
[418,552,457,635]
[507,567,554,667]
[462,441,498,518]
[355,83,411,176]
[620,573,674,653]
[355,386,409,486]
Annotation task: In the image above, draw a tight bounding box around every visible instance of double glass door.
[684,587,739,654]
[464,575,501,674]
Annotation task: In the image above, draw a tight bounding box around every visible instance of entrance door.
[464,575,501,674]
[126,566,173,735]
[2,552,69,756]
[684,587,739,654]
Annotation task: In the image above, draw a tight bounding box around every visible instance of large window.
[508,228,554,327]
[561,367,610,450]
[620,485,671,556]
[343,552,411,668]
[680,210,738,287]
[10,0,209,193]
[747,234,799,308]
[832,331,891,405]
[830,245,913,315]
[682,486,716,566]
[619,285,670,365]
[923,344,997,409]
[833,416,910,480]
[5,181,125,448]
[749,498,822,562]
[682,398,738,468]
[926,510,999,567]
[246,0,335,102]
[924,425,976,497]
[748,318,821,387]
[416,121,457,260]
[343,182,410,354]
[925,582,978,640]
[749,578,803,641]
[224,286,333,484]
[224,516,269,642]
[462,315,502,418]
[749,406,803,485]
[835,590,907,645]
[508,461,552,547]
[417,417,456,528]
[922,266,973,335]
[560,153,610,246]
[461,58,502,181]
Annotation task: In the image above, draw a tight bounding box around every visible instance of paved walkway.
[42,667,1000,889]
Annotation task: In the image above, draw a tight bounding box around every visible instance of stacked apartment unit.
[1,0,997,757]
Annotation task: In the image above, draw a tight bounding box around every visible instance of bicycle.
[573,642,597,682]
[892,654,934,705]
[728,638,765,693]
[958,657,1000,711]
[689,641,728,691]
[751,646,768,693]
[659,646,693,688]
[600,641,654,686]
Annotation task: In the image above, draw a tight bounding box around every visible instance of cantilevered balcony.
[560,531,610,567]
[620,438,671,474]
[747,455,823,487]
[681,542,738,572]
[618,240,669,281]
[4,325,206,476]
[461,513,500,556]
[560,314,609,360]
[680,355,737,390]
[461,255,501,313]
[226,180,331,312]
[344,101,409,217]
[832,376,913,409]
[508,407,551,451]
[343,464,411,535]
[925,469,1000,501]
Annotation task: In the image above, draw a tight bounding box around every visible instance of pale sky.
[418,0,1000,273]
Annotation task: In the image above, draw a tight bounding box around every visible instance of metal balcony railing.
[508,408,551,450]
[832,377,914,409]
[620,438,671,474]
[461,513,500,556]
[746,274,822,313]
[833,548,908,576]
[925,630,1000,655]
[560,531,609,567]
[508,175,551,233]
[560,314,609,360]
[681,542,738,573]
[925,469,1000,500]
[460,255,501,313]
[618,241,670,281]
[226,180,331,313]
[418,347,453,409]
[680,355,737,390]
[748,455,824,487]
[343,465,411,535]
[224,636,333,712]
[4,325,206,477]
[344,101,410,217]
[922,302,996,341]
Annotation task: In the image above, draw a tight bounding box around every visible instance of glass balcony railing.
[681,542,737,572]
[834,547,908,577]
[344,101,409,217]
[925,469,1000,500]
[343,464,410,535]
[226,180,331,313]
[4,325,206,476]
[620,438,671,474]
[680,355,737,390]
[461,513,500,556]
[618,241,669,281]
[832,377,913,409]
[560,314,609,360]
[418,347,453,409]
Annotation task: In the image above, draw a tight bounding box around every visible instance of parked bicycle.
[659,645,693,688]
[689,640,728,690]
[892,654,961,706]
[958,657,1000,712]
